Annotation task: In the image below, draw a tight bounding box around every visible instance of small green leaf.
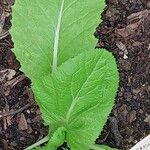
[32,50,119,149]
[46,127,66,150]
[11,0,105,79]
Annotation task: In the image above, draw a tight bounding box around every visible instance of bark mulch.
[0,0,150,149]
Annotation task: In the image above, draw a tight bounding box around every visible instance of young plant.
[11,0,119,150]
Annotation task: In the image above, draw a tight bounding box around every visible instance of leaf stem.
[90,144,118,150]
[52,0,65,72]
[24,136,48,150]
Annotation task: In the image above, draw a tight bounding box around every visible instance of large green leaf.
[11,0,105,79]
[32,50,119,150]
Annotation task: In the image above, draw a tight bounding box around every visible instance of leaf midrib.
[66,52,104,123]
[52,0,65,72]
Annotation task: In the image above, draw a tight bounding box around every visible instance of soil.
[0,0,149,150]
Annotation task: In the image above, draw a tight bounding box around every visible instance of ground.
[0,0,149,150]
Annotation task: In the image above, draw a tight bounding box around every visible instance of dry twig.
[0,102,33,119]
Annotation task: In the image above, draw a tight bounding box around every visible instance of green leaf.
[32,50,119,150]
[11,0,105,79]
[46,127,66,150]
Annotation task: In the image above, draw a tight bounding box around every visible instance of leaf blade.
[32,49,119,149]
[11,0,105,79]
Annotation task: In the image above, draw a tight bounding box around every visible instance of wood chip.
[116,41,127,51]
[0,12,5,33]
[128,110,137,124]
[127,9,150,22]
[27,125,33,134]
[3,109,7,130]
[144,115,150,125]
[18,113,28,131]
[115,21,141,38]
[0,69,16,82]
[0,30,9,40]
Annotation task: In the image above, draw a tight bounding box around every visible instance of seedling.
[11,0,119,150]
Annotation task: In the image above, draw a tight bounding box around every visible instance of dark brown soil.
[0,0,149,150]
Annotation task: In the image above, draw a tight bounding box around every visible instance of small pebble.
[26,110,30,114]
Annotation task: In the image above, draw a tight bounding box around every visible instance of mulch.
[0,0,150,149]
